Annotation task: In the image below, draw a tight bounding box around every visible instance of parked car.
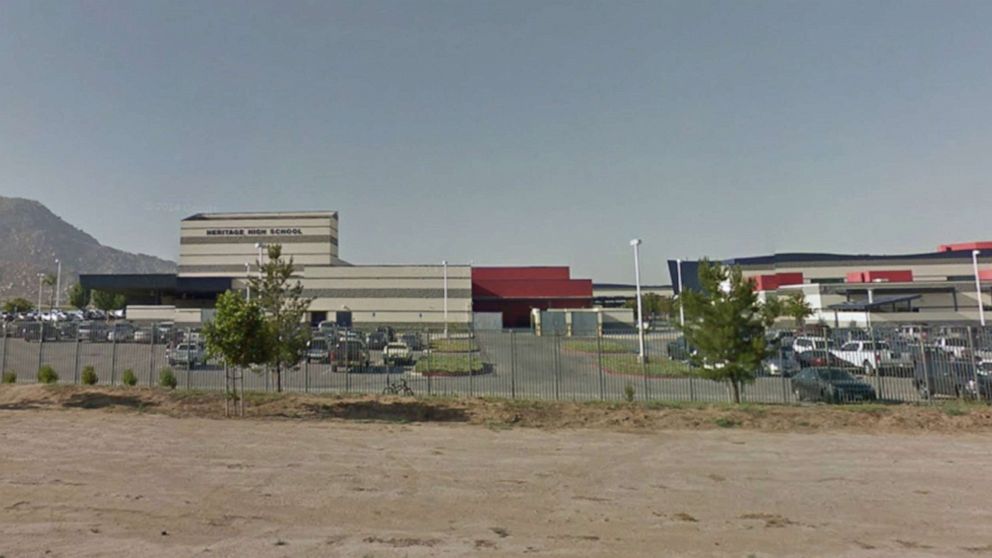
[933,337,972,360]
[306,338,331,364]
[331,339,370,372]
[830,341,913,375]
[400,333,425,351]
[914,353,992,400]
[366,331,390,351]
[791,367,877,403]
[667,337,695,361]
[106,322,136,342]
[792,336,832,354]
[167,343,206,368]
[763,351,800,377]
[383,342,414,366]
[796,349,851,369]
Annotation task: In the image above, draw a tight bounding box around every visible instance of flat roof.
[183,210,338,221]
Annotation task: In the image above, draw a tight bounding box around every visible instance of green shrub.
[81,366,98,386]
[121,369,137,387]
[2,371,15,384]
[37,365,59,384]
[623,382,635,402]
[158,367,177,389]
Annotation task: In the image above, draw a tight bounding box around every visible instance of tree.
[759,295,784,327]
[68,283,91,310]
[678,260,768,403]
[3,298,34,313]
[203,291,272,369]
[248,244,312,392]
[781,291,813,331]
[91,290,126,312]
[42,273,57,310]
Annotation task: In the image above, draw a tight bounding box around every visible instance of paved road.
[0,334,927,404]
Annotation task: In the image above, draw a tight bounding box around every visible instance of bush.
[158,367,177,389]
[81,366,98,386]
[37,365,59,384]
[623,382,635,402]
[2,371,15,384]
[121,369,137,387]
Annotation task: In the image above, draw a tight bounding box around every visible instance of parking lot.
[1,322,971,404]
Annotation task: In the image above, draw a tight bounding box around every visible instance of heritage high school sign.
[205,228,305,236]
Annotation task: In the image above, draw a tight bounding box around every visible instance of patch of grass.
[601,354,694,378]
[1,371,15,384]
[714,416,738,428]
[415,354,485,375]
[562,339,632,354]
[428,338,478,353]
[623,383,635,402]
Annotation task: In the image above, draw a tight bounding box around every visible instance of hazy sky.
[3,1,992,284]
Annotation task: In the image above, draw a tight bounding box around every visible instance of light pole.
[442,260,449,338]
[244,262,251,301]
[36,273,45,318]
[973,250,986,327]
[255,243,266,280]
[630,239,646,363]
[54,258,62,309]
[676,258,686,327]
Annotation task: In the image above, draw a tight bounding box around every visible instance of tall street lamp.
[676,258,686,327]
[36,273,45,318]
[630,239,646,363]
[255,243,266,280]
[244,262,251,301]
[442,260,449,338]
[973,250,986,327]
[54,258,62,309]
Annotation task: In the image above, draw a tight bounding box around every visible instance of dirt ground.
[2,387,992,557]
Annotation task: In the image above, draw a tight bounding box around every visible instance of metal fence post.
[148,323,156,386]
[111,330,118,386]
[553,333,561,401]
[185,327,191,391]
[918,337,933,404]
[73,328,81,384]
[689,375,696,402]
[596,333,604,401]
[468,331,475,397]
[869,325,884,400]
[0,330,7,378]
[305,359,310,393]
[966,326,982,402]
[37,323,45,377]
[510,329,517,400]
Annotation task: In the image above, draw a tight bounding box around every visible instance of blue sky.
[3,1,992,283]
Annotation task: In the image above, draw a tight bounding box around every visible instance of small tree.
[121,369,138,386]
[248,245,311,393]
[679,260,768,403]
[3,298,34,314]
[91,290,126,312]
[81,366,98,385]
[203,290,272,370]
[68,283,91,310]
[624,293,676,320]
[159,367,177,389]
[38,365,59,384]
[42,273,57,310]
[781,291,813,331]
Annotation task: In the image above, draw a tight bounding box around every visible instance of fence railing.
[1,320,990,405]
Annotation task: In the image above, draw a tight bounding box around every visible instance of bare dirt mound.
[1,384,991,433]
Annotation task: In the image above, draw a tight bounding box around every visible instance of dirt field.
[2,387,992,557]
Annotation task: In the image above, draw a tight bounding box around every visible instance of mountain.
[0,196,175,304]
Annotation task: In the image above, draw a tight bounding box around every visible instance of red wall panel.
[472,267,571,281]
[775,272,804,286]
[473,279,593,299]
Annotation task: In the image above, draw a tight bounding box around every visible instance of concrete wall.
[178,211,339,277]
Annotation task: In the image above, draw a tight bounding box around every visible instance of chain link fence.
[2,319,990,405]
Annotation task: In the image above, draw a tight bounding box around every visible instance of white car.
[792,336,831,354]
[830,341,912,374]
[933,337,973,360]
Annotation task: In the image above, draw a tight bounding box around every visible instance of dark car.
[791,367,877,403]
[366,331,389,351]
[331,339,371,372]
[667,337,695,361]
[400,333,424,351]
[796,350,852,369]
[914,353,992,400]
[306,338,331,363]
